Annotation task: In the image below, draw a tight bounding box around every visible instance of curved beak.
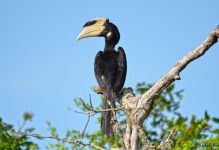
[76,25,105,41]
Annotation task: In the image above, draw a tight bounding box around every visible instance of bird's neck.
[104,40,116,52]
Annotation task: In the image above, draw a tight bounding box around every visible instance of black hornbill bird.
[77,18,127,138]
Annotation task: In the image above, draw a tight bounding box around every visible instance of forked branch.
[135,26,219,124]
[121,25,219,150]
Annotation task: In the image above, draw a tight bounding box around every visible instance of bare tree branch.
[118,25,219,150]
[16,131,105,150]
[81,114,91,138]
[134,26,219,124]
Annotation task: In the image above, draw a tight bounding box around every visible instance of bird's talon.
[94,86,104,94]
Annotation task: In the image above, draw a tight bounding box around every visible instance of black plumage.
[95,47,126,137]
[77,18,127,138]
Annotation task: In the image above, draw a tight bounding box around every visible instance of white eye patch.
[106,32,112,38]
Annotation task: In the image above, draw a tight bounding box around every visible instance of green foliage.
[46,121,87,150]
[47,82,219,149]
[2,82,218,149]
[136,82,219,149]
[0,117,38,150]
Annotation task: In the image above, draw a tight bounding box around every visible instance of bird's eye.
[83,20,97,27]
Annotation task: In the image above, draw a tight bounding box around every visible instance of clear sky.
[0,1,219,148]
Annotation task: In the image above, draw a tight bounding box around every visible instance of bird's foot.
[94,86,104,95]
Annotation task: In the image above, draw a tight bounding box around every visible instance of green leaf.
[212,117,219,124]
[204,111,210,121]
[212,129,219,134]
[166,84,174,93]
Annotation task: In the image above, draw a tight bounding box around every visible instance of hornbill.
[77,18,127,138]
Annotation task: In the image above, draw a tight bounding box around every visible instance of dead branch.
[134,26,219,124]
[119,25,219,150]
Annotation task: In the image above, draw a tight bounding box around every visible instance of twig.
[81,114,91,138]
[68,99,122,138]
[68,105,122,114]
[67,106,90,115]
[78,98,123,112]
[89,94,94,109]
[79,98,112,112]
[107,100,118,124]
[78,98,92,111]
[157,129,176,150]
[16,131,105,150]
[18,120,21,132]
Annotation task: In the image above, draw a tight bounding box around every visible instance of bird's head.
[77,18,120,50]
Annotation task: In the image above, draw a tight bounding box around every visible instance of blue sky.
[0,1,219,148]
